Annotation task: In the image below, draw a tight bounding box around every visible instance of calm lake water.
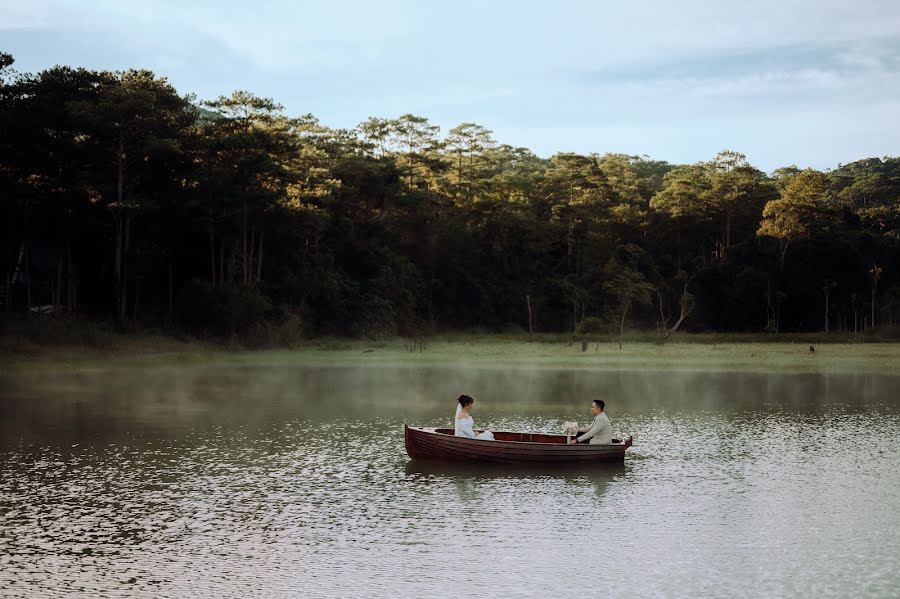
[1,362,899,598]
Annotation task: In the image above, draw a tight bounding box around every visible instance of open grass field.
[2,324,898,374]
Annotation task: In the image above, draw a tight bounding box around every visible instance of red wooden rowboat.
[404,425,633,464]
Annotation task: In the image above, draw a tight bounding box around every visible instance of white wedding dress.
[455,414,494,440]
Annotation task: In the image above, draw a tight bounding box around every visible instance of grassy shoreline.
[2,327,898,374]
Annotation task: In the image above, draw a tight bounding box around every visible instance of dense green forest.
[2,53,899,344]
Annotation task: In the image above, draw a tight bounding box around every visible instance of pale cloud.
[0,4,52,29]
[611,63,887,100]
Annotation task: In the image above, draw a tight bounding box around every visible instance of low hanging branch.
[656,274,696,346]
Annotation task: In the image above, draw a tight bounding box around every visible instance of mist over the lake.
[2,360,899,596]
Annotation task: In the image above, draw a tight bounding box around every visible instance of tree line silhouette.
[2,53,898,344]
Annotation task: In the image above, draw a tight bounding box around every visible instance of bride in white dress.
[454,394,495,440]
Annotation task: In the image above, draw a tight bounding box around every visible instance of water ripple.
[1,367,899,597]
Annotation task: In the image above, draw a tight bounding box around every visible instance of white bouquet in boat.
[562,421,579,435]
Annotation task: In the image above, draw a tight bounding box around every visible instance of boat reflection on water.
[404,459,627,501]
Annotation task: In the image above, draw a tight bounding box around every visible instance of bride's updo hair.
[457,394,474,407]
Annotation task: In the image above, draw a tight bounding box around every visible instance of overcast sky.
[3,0,900,171]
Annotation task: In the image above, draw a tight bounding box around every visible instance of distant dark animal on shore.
[809,345,815,353]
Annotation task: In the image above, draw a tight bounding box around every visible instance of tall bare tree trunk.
[775,302,780,334]
[619,301,630,350]
[4,199,10,313]
[25,245,32,318]
[219,239,225,286]
[114,132,126,325]
[573,298,578,335]
[871,273,878,329]
[133,275,140,322]
[568,311,587,347]
[114,212,123,323]
[168,260,173,316]
[248,228,255,285]
[676,228,682,271]
[256,228,264,283]
[118,213,130,324]
[657,304,692,345]
[242,200,248,286]
[723,209,732,260]
[66,239,74,312]
[209,222,216,285]
[526,293,534,342]
[55,252,62,311]
[779,239,791,271]
[656,288,667,335]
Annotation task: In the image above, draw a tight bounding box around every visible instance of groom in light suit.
[569,399,612,445]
